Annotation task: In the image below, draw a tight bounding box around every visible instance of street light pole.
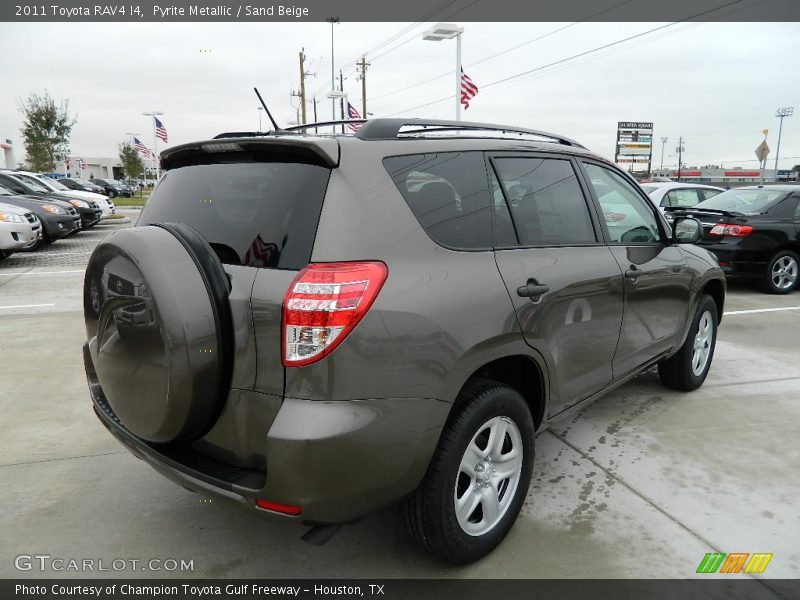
[327,17,339,122]
[774,106,794,182]
[659,136,668,171]
[142,111,164,180]
[423,23,465,121]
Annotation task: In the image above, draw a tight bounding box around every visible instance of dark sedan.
[0,173,102,230]
[672,184,800,293]
[61,177,106,194]
[91,178,132,198]
[0,183,81,247]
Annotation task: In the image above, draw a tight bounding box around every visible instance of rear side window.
[139,161,331,270]
[383,152,492,250]
[662,188,701,207]
[493,157,596,246]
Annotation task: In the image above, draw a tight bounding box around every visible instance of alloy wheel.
[454,416,523,536]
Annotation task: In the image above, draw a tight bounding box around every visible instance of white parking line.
[0,304,56,309]
[725,306,800,316]
[0,270,84,277]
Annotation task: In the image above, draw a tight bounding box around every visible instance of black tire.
[658,294,718,391]
[0,249,11,260]
[108,189,117,198]
[403,380,534,564]
[761,250,799,294]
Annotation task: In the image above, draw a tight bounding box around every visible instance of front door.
[489,154,624,417]
[579,161,693,377]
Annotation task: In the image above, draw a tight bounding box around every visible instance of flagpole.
[143,111,163,181]
[455,32,461,122]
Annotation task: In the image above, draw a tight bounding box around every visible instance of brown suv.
[83,118,724,564]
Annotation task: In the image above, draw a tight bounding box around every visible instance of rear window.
[139,161,331,269]
[694,188,787,214]
[383,152,492,250]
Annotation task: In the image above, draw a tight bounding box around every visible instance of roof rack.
[283,120,368,133]
[353,118,586,148]
[215,118,586,149]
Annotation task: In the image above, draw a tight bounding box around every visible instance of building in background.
[54,157,123,180]
[648,166,798,186]
[1,137,17,169]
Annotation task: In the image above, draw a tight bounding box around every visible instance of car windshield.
[694,189,787,214]
[73,178,92,185]
[44,177,69,190]
[11,174,49,193]
[0,183,14,196]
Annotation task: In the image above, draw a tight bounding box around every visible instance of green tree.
[118,142,145,180]
[18,91,76,172]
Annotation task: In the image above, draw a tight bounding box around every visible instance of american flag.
[78,157,87,170]
[154,117,168,143]
[347,102,362,132]
[133,137,152,158]
[460,67,479,110]
[64,157,71,169]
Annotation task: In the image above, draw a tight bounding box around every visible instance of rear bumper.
[699,243,769,279]
[85,345,449,524]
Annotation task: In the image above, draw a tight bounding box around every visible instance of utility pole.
[313,96,318,133]
[290,89,302,125]
[339,70,345,134]
[298,49,307,125]
[659,136,668,171]
[356,56,370,118]
[676,137,685,182]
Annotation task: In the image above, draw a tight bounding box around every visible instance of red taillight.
[709,223,753,237]
[282,261,388,367]
[255,499,302,516]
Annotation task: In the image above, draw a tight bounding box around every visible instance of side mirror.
[672,217,702,244]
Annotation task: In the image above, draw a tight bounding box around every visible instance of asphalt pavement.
[0,211,797,592]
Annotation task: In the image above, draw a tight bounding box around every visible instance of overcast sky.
[1,20,798,169]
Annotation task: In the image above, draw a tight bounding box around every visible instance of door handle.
[624,267,640,280]
[517,281,550,299]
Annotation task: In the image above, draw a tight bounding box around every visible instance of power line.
[370,0,633,103]
[307,0,468,99]
[387,0,748,117]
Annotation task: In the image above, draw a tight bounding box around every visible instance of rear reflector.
[709,224,753,237]
[282,261,388,367]
[255,499,303,516]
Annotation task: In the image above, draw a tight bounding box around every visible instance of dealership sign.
[615,121,653,171]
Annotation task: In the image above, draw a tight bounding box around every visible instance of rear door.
[578,161,692,376]
[138,145,335,396]
[489,153,624,417]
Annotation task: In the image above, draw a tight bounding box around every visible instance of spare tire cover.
[84,223,233,443]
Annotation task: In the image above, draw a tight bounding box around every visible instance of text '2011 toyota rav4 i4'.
[83,118,725,564]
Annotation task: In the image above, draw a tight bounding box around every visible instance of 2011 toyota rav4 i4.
[83,118,725,564]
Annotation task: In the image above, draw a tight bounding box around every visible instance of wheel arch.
[448,354,547,431]
[702,278,725,324]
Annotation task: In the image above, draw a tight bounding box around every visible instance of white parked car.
[14,172,116,218]
[0,201,42,260]
[640,182,725,217]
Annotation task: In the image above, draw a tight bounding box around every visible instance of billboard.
[615,121,653,172]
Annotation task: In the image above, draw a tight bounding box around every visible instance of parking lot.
[0,213,798,589]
